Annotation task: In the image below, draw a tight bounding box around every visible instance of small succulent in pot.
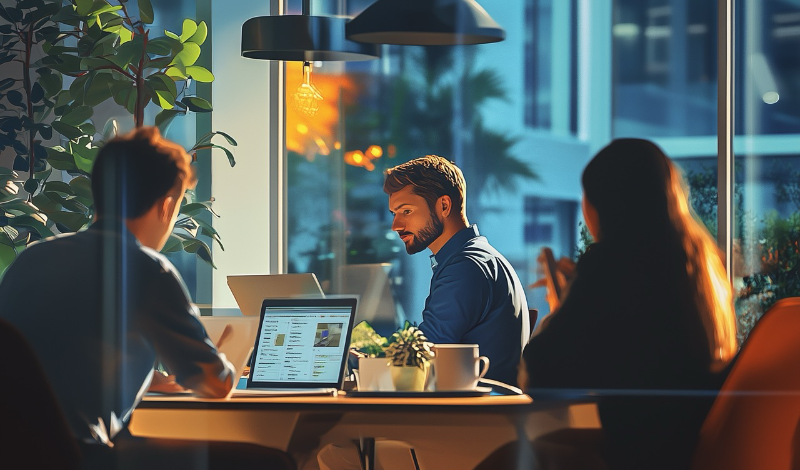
[384,323,434,370]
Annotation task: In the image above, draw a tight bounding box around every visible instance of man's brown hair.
[383,155,466,214]
[91,126,196,219]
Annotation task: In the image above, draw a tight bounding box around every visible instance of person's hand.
[529,255,576,312]
[148,370,187,394]
[553,256,576,280]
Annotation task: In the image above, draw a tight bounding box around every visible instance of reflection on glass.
[733,0,800,340]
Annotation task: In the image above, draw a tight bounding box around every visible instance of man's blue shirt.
[419,225,530,385]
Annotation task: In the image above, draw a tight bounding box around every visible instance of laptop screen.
[248,298,357,388]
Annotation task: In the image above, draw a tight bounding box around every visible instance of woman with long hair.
[479,139,737,470]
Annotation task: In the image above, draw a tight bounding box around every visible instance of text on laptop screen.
[251,306,353,383]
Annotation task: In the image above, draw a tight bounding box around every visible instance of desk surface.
[141,392,534,412]
[134,393,596,470]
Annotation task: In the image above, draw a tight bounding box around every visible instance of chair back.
[0,319,81,469]
[692,297,800,470]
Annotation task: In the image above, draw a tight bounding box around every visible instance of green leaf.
[31,193,60,213]
[181,96,212,112]
[191,143,235,167]
[171,42,200,67]
[10,214,54,239]
[78,122,96,137]
[154,109,182,134]
[164,30,180,40]
[83,72,114,107]
[179,19,197,43]
[68,73,89,104]
[186,21,208,45]
[51,5,80,24]
[0,243,18,276]
[37,124,53,140]
[7,90,24,107]
[0,77,15,92]
[185,65,214,83]
[45,146,78,171]
[30,82,44,103]
[38,72,62,98]
[47,210,89,232]
[118,27,132,44]
[101,118,117,140]
[151,90,174,109]
[212,131,237,147]
[0,7,22,23]
[69,141,98,174]
[180,201,219,217]
[75,0,93,16]
[181,238,215,268]
[145,73,177,97]
[43,180,75,196]
[69,175,93,200]
[89,30,119,56]
[111,81,137,114]
[165,65,187,80]
[161,234,183,253]
[0,199,41,215]
[51,121,84,140]
[60,105,93,126]
[112,35,143,69]
[146,36,181,56]
[144,56,172,71]
[137,0,154,24]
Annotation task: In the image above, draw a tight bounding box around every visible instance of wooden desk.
[131,394,599,470]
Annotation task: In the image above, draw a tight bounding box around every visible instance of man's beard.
[403,211,444,254]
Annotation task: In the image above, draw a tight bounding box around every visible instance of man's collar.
[431,224,480,272]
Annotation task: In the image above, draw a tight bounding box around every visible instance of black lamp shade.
[346,0,505,46]
[242,15,380,61]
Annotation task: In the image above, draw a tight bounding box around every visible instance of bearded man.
[384,155,530,386]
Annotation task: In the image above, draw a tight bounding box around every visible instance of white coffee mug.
[431,344,490,391]
[356,357,394,391]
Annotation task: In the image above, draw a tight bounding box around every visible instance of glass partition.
[733,0,800,341]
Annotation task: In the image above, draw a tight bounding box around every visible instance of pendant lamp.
[346,0,505,46]
[241,1,380,62]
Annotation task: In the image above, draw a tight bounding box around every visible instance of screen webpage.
[251,306,352,383]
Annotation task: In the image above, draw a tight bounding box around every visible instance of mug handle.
[477,356,490,379]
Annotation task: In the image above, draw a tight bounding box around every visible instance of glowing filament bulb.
[293,61,323,116]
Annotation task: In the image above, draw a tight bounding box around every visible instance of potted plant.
[384,323,434,391]
[0,0,235,275]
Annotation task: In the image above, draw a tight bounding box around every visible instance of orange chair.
[692,297,800,470]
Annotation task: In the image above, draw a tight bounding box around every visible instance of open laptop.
[335,263,400,336]
[233,297,357,397]
[227,273,325,316]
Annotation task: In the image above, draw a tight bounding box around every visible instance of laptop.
[227,273,325,316]
[335,263,400,336]
[233,297,357,397]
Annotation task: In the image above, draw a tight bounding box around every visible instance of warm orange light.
[333,141,342,150]
[345,150,365,165]
[296,123,309,134]
[367,145,383,159]
[388,144,397,158]
[343,150,375,171]
[314,136,330,155]
[293,62,323,116]
[285,62,358,158]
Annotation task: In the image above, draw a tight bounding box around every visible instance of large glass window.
[733,0,800,340]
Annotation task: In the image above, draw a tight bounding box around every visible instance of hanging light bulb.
[293,61,324,116]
